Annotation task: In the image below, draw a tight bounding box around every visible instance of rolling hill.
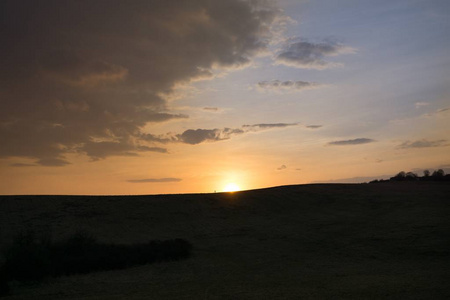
[1,182,449,299]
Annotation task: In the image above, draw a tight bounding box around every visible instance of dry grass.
[1,182,449,299]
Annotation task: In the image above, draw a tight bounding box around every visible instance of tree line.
[370,169,450,183]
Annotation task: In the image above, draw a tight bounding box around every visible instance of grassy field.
[1,182,449,299]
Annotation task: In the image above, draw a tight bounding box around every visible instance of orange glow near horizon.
[223,183,240,193]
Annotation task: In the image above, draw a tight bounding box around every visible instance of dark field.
[1,182,449,299]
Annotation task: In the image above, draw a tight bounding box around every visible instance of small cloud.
[437,107,450,114]
[275,39,356,69]
[36,158,71,166]
[203,107,219,112]
[177,128,244,145]
[137,146,169,154]
[127,178,182,183]
[415,102,429,108]
[175,123,300,145]
[257,80,320,91]
[423,107,450,117]
[398,139,448,149]
[295,168,302,171]
[277,165,287,170]
[10,163,36,167]
[305,125,322,129]
[242,123,299,130]
[327,138,375,146]
[140,133,177,144]
[143,123,302,146]
[364,157,384,163]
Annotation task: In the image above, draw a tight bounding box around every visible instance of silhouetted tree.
[405,172,418,181]
[423,170,430,177]
[396,171,406,178]
[432,169,445,177]
[390,171,406,181]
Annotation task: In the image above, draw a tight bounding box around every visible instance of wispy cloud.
[203,107,220,112]
[80,141,168,160]
[415,102,430,108]
[327,138,375,146]
[277,165,287,170]
[398,139,448,149]
[275,39,356,69]
[142,123,302,146]
[305,125,322,129]
[423,107,450,117]
[177,128,245,145]
[436,107,450,114]
[257,80,320,91]
[137,146,169,153]
[127,178,182,183]
[36,158,71,167]
[177,123,300,145]
[242,123,299,130]
[10,163,36,167]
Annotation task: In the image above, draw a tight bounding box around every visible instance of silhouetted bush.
[1,230,192,291]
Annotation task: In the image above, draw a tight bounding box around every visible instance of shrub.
[0,267,9,297]
[1,231,192,288]
[2,231,52,282]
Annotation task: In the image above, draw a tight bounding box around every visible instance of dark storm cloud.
[328,138,375,146]
[257,80,319,91]
[0,0,281,165]
[398,139,448,149]
[276,39,355,69]
[80,140,169,160]
[127,178,182,183]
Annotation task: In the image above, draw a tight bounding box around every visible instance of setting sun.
[223,183,240,193]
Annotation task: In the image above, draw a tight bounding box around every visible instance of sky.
[0,0,449,195]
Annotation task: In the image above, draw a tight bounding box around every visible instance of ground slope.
[1,182,449,299]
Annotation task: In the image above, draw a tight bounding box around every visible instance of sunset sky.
[1,0,449,195]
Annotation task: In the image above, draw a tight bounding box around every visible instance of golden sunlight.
[223,183,240,192]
